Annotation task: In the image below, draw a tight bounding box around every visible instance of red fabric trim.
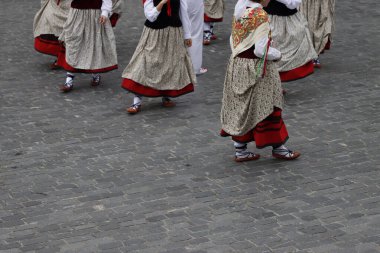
[279,61,314,82]
[220,108,289,149]
[34,37,60,57]
[121,78,194,98]
[110,13,120,27]
[204,14,223,23]
[56,46,118,73]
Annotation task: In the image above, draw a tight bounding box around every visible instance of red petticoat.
[110,13,120,27]
[34,36,60,57]
[56,46,118,73]
[121,78,194,98]
[221,108,289,149]
[204,14,223,23]
[279,61,314,82]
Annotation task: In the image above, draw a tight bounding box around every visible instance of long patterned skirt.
[121,26,196,98]
[204,0,224,22]
[33,0,70,56]
[300,0,335,54]
[268,12,318,82]
[221,56,288,148]
[57,8,118,73]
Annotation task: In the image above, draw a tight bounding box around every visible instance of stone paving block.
[0,0,379,252]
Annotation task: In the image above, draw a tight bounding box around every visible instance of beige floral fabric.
[268,12,318,72]
[112,0,125,16]
[300,0,335,54]
[33,0,71,38]
[122,26,197,91]
[221,58,283,136]
[59,8,118,70]
[204,0,225,19]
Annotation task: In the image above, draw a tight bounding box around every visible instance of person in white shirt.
[220,0,301,162]
[186,0,207,75]
[121,0,196,114]
[57,0,118,92]
[300,0,336,68]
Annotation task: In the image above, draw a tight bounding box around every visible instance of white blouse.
[144,0,192,39]
[101,0,113,17]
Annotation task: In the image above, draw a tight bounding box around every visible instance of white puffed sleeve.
[144,0,161,22]
[276,0,302,10]
[179,0,192,40]
[254,37,282,61]
[101,0,113,17]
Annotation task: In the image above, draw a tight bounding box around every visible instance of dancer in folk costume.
[220,0,301,162]
[121,0,196,114]
[33,0,71,69]
[57,0,118,92]
[203,0,225,45]
[300,0,335,68]
[187,0,207,75]
[264,0,317,82]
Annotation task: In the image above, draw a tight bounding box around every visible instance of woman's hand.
[99,15,108,25]
[185,39,192,47]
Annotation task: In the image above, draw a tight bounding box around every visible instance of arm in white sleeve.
[101,0,113,17]
[179,0,192,40]
[144,0,161,22]
[254,37,282,61]
[276,0,301,9]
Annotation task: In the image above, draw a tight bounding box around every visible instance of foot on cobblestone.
[162,97,176,107]
[91,74,101,87]
[60,83,73,93]
[272,145,301,160]
[203,31,211,45]
[127,103,141,114]
[235,151,261,162]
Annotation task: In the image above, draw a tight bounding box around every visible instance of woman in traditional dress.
[57,0,118,92]
[187,0,207,75]
[203,0,224,45]
[121,0,196,114]
[300,0,335,68]
[33,0,71,69]
[220,0,301,162]
[264,0,317,82]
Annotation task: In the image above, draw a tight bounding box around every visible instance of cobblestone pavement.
[1,1,380,252]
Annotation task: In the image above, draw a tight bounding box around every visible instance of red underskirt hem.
[121,78,194,98]
[279,61,314,82]
[34,36,60,57]
[56,46,118,73]
[220,109,289,149]
[204,14,223,23]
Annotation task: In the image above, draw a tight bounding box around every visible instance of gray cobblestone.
[0,0,379,252]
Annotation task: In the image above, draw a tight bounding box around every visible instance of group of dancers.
[33,0,335,162]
